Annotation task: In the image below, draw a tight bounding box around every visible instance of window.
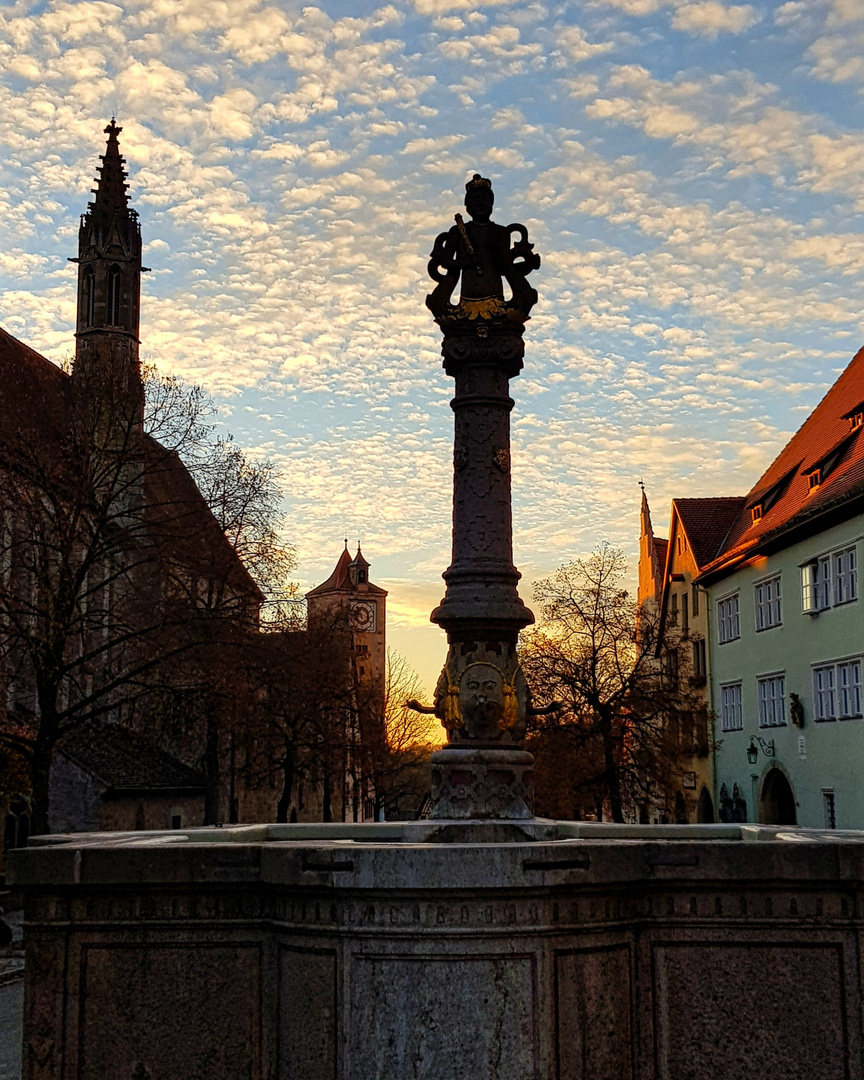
[751,505,763,523]
[823,790,836,830]
[807,469,821,490]
[669,592,678,626]
[802,547,857,612]
[81,268,95,327]
[814,664,835,720]
[834,548,857,605]
[663,647,679,689]
[839,659,862,717]
[813,658,861,720]
[691,583,699,617]
[692,637,706,678]
[681,591,689,634]
[108,266,121,325]
[717,593,740,644]
[754,575,781,631]
[850,413,864,431]
[758,674,786,727]
[720,682,743,732]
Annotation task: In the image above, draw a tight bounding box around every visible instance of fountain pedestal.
[10,821,864,1079]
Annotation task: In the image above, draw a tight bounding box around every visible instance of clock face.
[350,600,376,633]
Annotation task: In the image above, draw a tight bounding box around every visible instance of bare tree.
[521,544,706,823]
[360,649,435,820]
[0,365,294,834]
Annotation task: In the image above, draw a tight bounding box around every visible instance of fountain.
[10,178,864,1080]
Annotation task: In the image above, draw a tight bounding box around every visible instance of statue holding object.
[426,174,540,329]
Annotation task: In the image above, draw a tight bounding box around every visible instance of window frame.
[717,591,740,645]
[757,672,786,728]
[812,656,862,721]
[754,573,782,632]
[801,544,858,613]
[719,681,743,732]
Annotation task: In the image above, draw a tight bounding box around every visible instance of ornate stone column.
[423,175,541,820]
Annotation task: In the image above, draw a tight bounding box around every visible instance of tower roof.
[350,545,370,570]
[306,545,387,598]
[90,119,132,220]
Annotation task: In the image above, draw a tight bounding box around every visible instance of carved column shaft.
[432,341,532,634]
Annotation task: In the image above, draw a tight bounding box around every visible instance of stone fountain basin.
[9,821,864,1079]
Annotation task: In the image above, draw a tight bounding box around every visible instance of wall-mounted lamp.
[746,735,776,764]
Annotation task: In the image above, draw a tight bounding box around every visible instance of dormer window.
[751,504,763,524]
[808,469,821,490]
[843,401,864,430]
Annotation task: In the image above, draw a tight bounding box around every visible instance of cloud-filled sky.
[2,0,864,693]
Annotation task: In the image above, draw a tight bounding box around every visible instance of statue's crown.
[465,174,492,192]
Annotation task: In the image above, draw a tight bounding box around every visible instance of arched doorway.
[697,786,714,823]
[761,768,797,826]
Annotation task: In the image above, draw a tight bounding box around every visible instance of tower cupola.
[349,546,370,586]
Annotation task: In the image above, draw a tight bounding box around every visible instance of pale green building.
[697,346,864,828]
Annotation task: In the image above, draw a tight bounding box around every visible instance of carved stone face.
[465,186,494,222]
[458,663,504,736]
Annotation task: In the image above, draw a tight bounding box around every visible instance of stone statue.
[419,173,541,821]
[790,693,805,728]
[426,174,540,327]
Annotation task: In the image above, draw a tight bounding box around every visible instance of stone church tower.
[72,119,144,414]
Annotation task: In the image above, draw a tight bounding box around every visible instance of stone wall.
[9,821,864,1079]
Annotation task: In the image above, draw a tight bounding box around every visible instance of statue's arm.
[406,699,437,715]
[528,701,562,716]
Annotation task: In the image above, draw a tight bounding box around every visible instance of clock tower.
[306,543,387,699]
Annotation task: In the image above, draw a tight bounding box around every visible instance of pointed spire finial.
[91,118,130,218]
[344,536,348,550]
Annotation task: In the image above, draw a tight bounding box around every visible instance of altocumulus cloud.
[1,0,864,689]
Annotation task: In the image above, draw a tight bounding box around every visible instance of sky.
[2,0,864,695]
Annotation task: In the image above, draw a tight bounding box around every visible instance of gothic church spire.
[73,120,144,412]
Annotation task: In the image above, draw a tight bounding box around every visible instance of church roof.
[0,325,69,432]
[698,345,864,583]
[0,323,263,606]
[59,725,205,793]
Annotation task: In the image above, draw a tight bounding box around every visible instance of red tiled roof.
[698,345,864,582]
[674,497,747,570]
[653,537,668,565]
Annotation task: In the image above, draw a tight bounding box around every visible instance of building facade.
[696,346,864,829]
[650,344,864,828]
[638,490,743,822]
